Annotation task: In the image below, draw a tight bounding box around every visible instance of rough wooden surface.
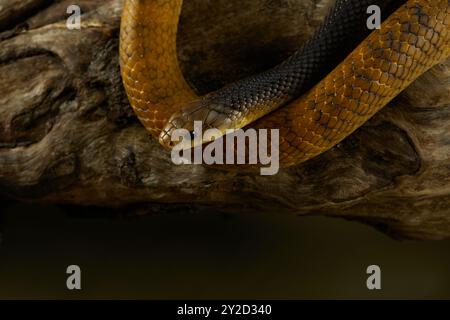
[1,0,449,240]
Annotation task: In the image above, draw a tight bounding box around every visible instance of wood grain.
[1,0,449,240]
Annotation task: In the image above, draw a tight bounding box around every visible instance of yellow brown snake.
[120,0,450,168]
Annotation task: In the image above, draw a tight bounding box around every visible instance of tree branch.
[1,0,449,240]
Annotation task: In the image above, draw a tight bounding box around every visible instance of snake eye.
[189,131,195,140]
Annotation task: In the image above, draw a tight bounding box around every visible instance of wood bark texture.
[1,0,450,240]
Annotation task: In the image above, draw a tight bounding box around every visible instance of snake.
[120,0,450,168]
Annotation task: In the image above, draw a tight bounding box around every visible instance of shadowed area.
[0,203,449,299]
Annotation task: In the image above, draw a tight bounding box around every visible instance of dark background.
[0,202,449,299]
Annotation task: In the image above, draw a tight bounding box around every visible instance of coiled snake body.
[120,0,450,167]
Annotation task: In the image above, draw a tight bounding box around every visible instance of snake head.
[159,98,235,150]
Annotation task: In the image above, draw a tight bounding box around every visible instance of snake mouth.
[159,100,235,150]
[159,125,179,150]
[159,122,196,151]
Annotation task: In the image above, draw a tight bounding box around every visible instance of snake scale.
[120,0,450,167]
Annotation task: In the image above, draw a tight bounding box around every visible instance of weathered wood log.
[1,0,449,240]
